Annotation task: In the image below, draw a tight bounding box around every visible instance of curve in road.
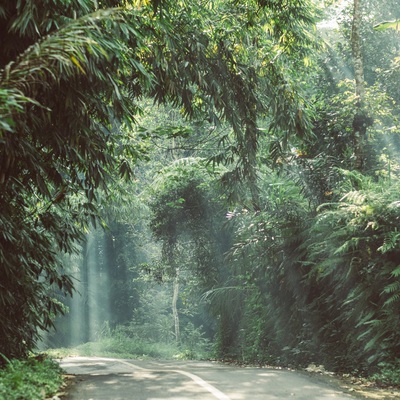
[60,356,356,400]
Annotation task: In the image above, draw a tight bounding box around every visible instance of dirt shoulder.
[218,360,399,400]
[300,369,400,400]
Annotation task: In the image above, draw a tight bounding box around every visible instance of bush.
[371,361,400,387]
[48,320,212,361]
[73,335,180,359]
[0,355,64,400]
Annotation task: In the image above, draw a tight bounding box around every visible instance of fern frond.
[391,265,400,277]
[340,191,367,204]
[333,237,360,255]
[384,293,400,307]
[378,231,400,254]
[383,281,400,294]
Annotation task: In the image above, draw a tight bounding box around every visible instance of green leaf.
[373,20,400,31]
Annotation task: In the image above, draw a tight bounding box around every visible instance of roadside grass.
[46,334,211,361]
[48,338,180,360]
[46,322,212,361]
[0,355,64,400]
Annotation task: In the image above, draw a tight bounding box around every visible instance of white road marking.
[169,369,231,400]
[74,357,231,400]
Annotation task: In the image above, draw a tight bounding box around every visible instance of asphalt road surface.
[60,356,356,400]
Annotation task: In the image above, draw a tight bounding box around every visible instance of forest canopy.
[1,0,400,383]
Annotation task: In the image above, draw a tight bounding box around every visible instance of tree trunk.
[172,269,180,345]
[352,0,365,103]
[351,0,372,171]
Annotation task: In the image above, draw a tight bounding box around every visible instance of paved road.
[60,356,356,400]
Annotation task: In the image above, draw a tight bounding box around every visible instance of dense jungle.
[1,0,400,392]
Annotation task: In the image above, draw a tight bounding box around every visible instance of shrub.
[0,355,64,400]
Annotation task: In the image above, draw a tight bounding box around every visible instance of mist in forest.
[43,220,216,361]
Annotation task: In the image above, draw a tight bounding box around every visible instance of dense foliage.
[1,0,400,385]
[143,0,400,378]
[0,0,316,359]
[0,356,63,400]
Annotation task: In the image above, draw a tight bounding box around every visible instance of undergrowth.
[46,324,211,361]
[370,361,400,387]
[48,339,180,360]
[0,355,64,400]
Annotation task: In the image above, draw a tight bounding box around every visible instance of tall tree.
[351,0,371,170]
